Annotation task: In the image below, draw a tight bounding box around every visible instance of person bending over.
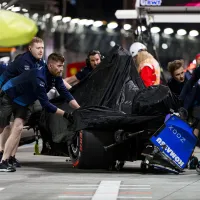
[0,53,80,172]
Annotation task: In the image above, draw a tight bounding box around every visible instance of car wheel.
[68,130,114,169]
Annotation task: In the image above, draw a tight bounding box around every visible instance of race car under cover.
[38,45,180,169]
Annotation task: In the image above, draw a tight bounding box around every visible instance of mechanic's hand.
[178,107,188,120]
[63,112,74,123]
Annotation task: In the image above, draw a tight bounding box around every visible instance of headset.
[86,50,104,67]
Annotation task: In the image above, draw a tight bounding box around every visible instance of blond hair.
[136,51,154,68]
[29,37,44,46]
[136,51,161,85]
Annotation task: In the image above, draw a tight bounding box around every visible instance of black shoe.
[0,151,3,161]
[9,156,21,168]
[188,156,199,170]
[196,162,200,174]
[0,160,16,172]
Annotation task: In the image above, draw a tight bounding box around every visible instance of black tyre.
[68,130,114,169]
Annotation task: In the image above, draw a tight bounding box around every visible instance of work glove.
[63,112,74,123]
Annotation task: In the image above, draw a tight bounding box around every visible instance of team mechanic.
[0,53,80,172]
[0,37,45,168]
[64,50,103,86]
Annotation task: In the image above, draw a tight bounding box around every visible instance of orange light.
[70,68,78,75]
[0,47,16,52]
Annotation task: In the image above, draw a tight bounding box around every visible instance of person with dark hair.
[0,53,80,172]
[167,60,187,96]
[64,50,102,86]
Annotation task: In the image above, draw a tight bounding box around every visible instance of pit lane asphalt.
[0,144,200,200]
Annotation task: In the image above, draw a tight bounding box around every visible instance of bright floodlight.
[93,21,103,27]
[151,27,160,34]
[189,30,199,37]
[177,29,187,36]
[12,7,20,12]
[2,2,7,6]
[32,13,39,20]
[164,28,174,35]
[137,26,146,33]
[22,8,28,12]
[85,19,94,26]
[162,43,168,49]
[110,41,116,47]
[45,13,51,19]
[7,5,14,10]
[115,10,138,19]
[70,18,80,24]
[53,15,62,22]
[78,19,88,25]
[123,24,131,31]
[107,22,118,29]
[62,17,71,23]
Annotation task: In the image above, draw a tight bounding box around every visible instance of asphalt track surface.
[0,144,200,200]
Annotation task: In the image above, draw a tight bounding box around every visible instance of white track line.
[59,196,92,199]
[66,188,97,189]
[65,187,151,190]
[68,185,98,187]
[120,185,150,187]
[118,197,152,199]
[92,181,121,200]
[0,188,4,191]
[58,196,152,199]
[120,188,151,190]
[68,184,150,187]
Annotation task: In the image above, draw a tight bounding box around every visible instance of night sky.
[62,0,123,21]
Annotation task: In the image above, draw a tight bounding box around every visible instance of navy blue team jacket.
[0,51,45,88]
[75,66,93,81]
[2,66,74,113]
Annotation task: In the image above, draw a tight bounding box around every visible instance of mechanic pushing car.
[129,42,161,87]
[0,53,80,172]
[0,37,46,169]
[64,50,103,86]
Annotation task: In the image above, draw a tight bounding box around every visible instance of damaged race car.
[37,45,198,174]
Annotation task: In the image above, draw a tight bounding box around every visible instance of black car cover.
[40,45,144,143]
[69,106,163,132]
[132,85,181,116]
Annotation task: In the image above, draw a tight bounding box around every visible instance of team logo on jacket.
[39,82,45,87]
[24,65,30,70]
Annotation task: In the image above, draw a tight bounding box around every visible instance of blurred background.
[1,0,200,77]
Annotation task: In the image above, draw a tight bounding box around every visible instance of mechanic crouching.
[0,53,80,172]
